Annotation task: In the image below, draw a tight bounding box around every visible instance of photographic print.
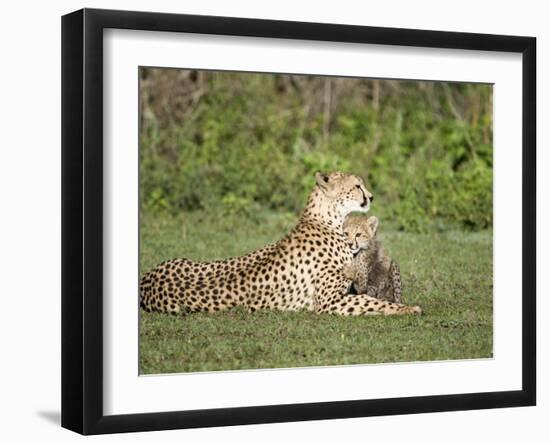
[138,68,494,375]
[62,9,535,434]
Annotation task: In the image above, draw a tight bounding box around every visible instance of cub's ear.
[367,216,379,234]
[315,171,330,190]
[342,215,352,229]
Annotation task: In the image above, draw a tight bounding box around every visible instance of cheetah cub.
[342,215,403,303]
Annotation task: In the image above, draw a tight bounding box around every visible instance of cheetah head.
[342,215,379,254]
[315,171,373,218]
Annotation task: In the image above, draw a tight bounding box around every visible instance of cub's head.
[314,171,373,217]
[342,215,379,254]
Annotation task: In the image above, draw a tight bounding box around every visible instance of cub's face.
[315,171,373,217]
[342,215,379,254]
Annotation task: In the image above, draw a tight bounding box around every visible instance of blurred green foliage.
[140,69,492,231]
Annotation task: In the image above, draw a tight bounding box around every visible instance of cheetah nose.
[370,194,374,202]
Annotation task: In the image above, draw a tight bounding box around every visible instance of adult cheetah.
[140,171,421,316]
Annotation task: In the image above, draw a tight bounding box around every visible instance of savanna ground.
[139,69,493,374]
[139,211,493,374]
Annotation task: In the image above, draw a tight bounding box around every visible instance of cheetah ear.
[315,171,330,191]
[367,216,379,234]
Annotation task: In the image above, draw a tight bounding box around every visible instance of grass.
[140,210,493,374]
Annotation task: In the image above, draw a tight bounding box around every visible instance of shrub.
[140,70,493,232]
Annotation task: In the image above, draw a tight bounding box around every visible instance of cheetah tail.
[139,272,153,312]
[390,260,403,304]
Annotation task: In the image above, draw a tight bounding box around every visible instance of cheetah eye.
[343,231,349,236]
[356,233,362,237]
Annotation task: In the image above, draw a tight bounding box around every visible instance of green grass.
[140,210,493,374]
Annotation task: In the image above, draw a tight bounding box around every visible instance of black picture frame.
[61,8,536,435]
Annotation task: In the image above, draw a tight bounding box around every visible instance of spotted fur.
[342,215,403,303]
[140,172,420,316]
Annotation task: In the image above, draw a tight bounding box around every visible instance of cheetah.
[342,215,403,303]
[140,171,421,316]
